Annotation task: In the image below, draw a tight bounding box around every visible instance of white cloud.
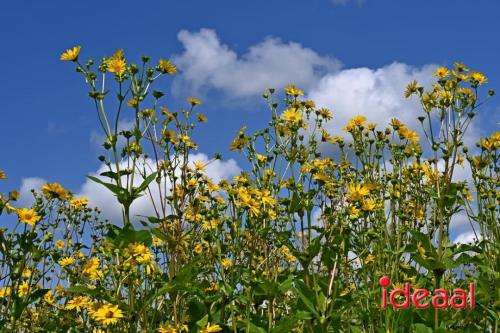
[308,62,437,137]
[453,231,482,245]
[18,177,46,207]
[172,29,341,98]
[77,154,240,225]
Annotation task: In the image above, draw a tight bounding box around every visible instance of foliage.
[0,49,498,332]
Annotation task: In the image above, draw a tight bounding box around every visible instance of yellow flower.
[18,282,30,297]
[221,258,233,269]
[158,59,177,74]
[348,206,360,219]
[404,80,419,98]
[344,115,367,132]
[66,296,92,310]
[201,323,222,333]
[17,208,41,226]
[194,244,203,254]
[60,46,81,61]
[196,112,208,122]
[364,254,375,264]
[152,236,164,247]
[285,84,304,97]
[193,161,207,171]
[44,290,56,305]
[434,66,450,78]
[41,182,69,200]
[399,127,419,143]
[90,303,124,326]
[0,287,11,298]
[202,219,220,231]
[339,283,356,296]
[417,242,427,259]
[159,324,177,333]
[55,239,65,250]
[0,170,7,179]
[82,258,102,280]
[282,108,302,124]
[361,198,379,211]
[188,97,202,106]
[22,268,32,278]
[470,71,487,85]
[107,58,126,75]
[59,256,75,267]
[347,183,370,201]
[70,197,88,208]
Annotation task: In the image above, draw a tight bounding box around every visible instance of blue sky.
[1,0,499,232]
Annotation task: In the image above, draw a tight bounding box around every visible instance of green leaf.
[107,224,152,247]
[295,280,320,318]
[133,172,158,195]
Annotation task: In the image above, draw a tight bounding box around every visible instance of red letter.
[379,276,390,308]
[431,289,449,308]
[450,289,467,309]
[412,289,430,309]
[390,282,410,308]
[469,283,475,309]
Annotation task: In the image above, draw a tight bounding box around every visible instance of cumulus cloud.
[18,177,46,207]
[77,153,240,224]
[172,29,341,98]
[308,63,438,137]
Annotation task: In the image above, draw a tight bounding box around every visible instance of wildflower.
[361,198,379,211]
[434,66,450,78]
[44,290,56,305]
[152,236,164,247]
[404,80,419,98]
[470,71,487,85]
[82,258,102,280]
[159,324,177,333]
[317,107,333,120]
[348,206,360,219]
[0,287,11,298]
[193,244,203,254]
[60,46,81,61]
[221,258,233,268]
[70,197,88,208]
[188,97,202,106]
[201,323,222,333]
[344,115,367,132]
[347,183,370,201]
[158,59,177,74]
[285,84,304,97]
[66,296,92,310]
[17,208,41,226]
[22,268,32,278]
[41,182,69,200]
[18,282,30,297]
[55,239,65,250]
[417,242,427,259]
[59,256,75,267]
[364,254,375,264]
[106,49,126,75]
[91,303,124,325]
[399,127,419,143]
[196,112,208,122]
[282,108,302,124]
[454,62,469,72]
[339,283,356,296]
[0,170,6,179]
[202,219,220,231]
[193,161,207,171]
